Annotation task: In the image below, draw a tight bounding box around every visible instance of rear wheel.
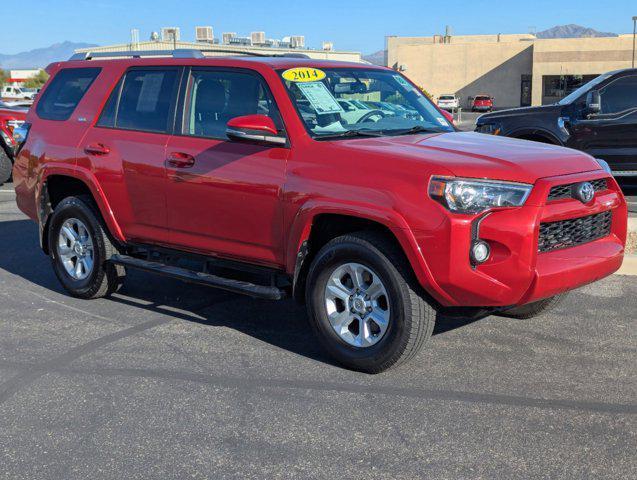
[305,232,435,373]
[48,195,125,299]
[0,147,12,186]
[497,294,567,319]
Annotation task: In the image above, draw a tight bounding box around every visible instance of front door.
[569,74,637,173]
[164,68,289,267]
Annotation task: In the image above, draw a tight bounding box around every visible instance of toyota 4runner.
[13,51,628,373]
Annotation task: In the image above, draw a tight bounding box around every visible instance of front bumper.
[413,171,627,307]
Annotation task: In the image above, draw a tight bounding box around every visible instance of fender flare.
[38,165,126,252]
[507,127,563,146]
[286,200,456,306]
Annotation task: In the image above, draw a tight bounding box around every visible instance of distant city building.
[387,32,637,108]
[77,27,358,62]
[75,38,360,63]
[7,69,41,86]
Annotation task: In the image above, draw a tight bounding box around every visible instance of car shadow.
[0,219,486,368]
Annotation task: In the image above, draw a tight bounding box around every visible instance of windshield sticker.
[282,67,327,83]
[297,82,344,114]
[393,74,413,90]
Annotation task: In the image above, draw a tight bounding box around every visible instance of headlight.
[429,176,532,214]
[595,158,612,175]
[476,122,501,135]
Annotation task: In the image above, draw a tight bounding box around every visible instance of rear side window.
[98,68,179,133]
[36,68,101,121]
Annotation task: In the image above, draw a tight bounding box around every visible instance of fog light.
[471,240,490,264]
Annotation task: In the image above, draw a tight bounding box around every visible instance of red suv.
[472,94,494,112]
[13,51,628,372]
[0,102,28,185]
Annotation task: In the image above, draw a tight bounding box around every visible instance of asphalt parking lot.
[0,185,636,479]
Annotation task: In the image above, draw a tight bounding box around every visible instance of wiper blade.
[315,129,384,140]
[385,125,442,136]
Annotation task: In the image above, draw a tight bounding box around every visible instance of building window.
[542,75,599,103]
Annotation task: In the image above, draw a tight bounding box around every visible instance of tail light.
[11,122,30,156]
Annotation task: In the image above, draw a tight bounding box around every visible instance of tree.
[0,69,8,87]
[23,70,49,89]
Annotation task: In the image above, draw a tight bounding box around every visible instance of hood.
[336,131,600,184]
[478,104,561,122]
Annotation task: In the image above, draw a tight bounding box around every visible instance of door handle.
[167,152,195,169]
[84,143,110,156]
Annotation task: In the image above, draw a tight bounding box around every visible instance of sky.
[1,0,635,55]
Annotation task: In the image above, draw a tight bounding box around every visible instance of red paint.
[0,107,27,149]
[13,57,628,308]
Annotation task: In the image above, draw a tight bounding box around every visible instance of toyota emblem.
[573,182,595,204]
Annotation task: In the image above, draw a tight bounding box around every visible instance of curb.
[616,254,637,276]
[627,217,637,256]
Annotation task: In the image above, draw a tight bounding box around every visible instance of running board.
[109,254,286,300]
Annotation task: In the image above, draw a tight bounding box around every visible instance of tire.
[497,294,567,320]
[305,231,436,373]
[0,146,12,186]
[48,195,125,299]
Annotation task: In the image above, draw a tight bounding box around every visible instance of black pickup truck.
[476,69,637,176]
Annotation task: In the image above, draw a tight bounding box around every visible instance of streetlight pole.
[633,16,637,68]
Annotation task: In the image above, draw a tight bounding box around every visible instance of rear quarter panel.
[14,63,122,222]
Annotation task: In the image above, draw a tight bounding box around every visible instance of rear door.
[570,74,637,173]
[79,66,181,243]
[164,67,289,266]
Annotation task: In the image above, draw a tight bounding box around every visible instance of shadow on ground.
[0,219,485,368]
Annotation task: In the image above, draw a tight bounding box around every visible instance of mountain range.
[0,42,96,69]
[535,24,617,39]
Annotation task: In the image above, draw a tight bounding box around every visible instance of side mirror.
[226,114,286,146]
[586,90,601,115]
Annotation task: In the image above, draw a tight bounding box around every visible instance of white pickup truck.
[1,86,37,100]
[436,94,459,111]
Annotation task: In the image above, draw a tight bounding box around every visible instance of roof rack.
[69,49,205,61]
[69,48,311,61]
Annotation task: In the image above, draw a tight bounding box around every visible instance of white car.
[1,86,36,101]
[437,94,459,111]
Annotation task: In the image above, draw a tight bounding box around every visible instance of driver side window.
[600,75,637,115]
[183,69,283,140]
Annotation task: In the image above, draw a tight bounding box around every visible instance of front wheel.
[497,294,567,319]
[305,232,436,373]
[48,195,125,299]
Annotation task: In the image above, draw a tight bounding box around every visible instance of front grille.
[538,211,612,252]
[548,178,607,201]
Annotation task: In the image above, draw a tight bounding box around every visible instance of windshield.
[279,67,454,139]
[557,73,612,105]
[439,95,454,100]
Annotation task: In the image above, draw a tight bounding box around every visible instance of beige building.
[387,33,636,108]
[75,40,362,63]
